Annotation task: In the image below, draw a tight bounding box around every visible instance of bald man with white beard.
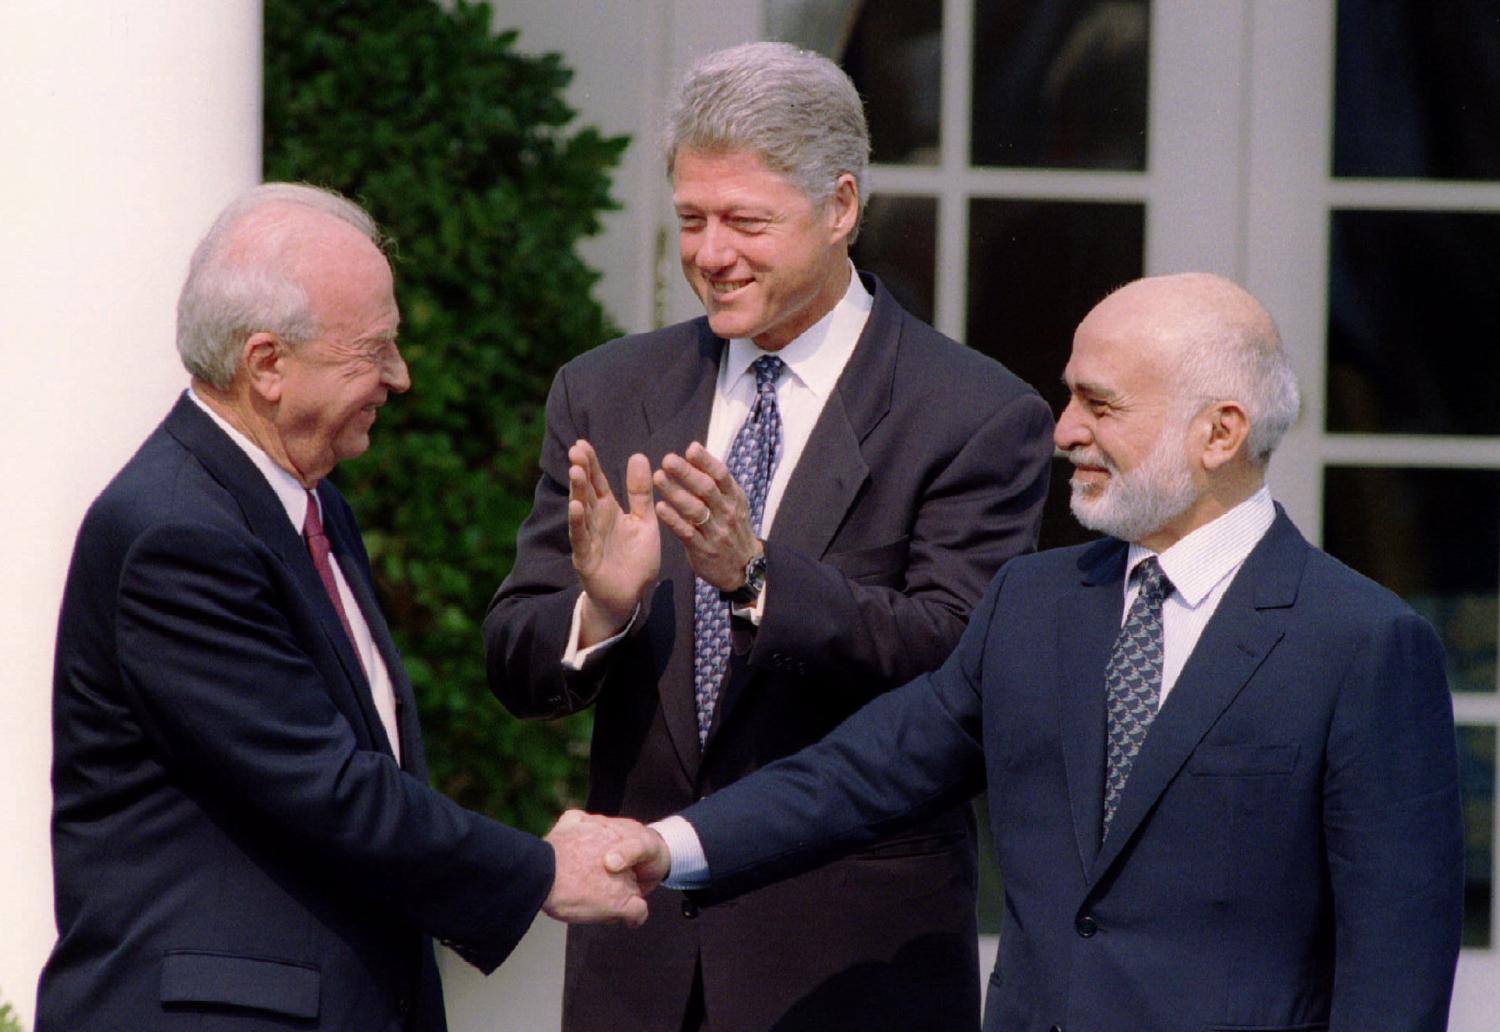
[621,273,1466,1032]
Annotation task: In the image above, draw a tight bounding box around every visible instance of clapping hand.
[567,441,660,646]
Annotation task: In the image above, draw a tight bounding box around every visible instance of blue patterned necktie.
[692,355,784,745]
[1103,556,1172,836]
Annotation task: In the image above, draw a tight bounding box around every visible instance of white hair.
[175,183,383,388]
[1172,309,1301,465]
[664,41,870,231]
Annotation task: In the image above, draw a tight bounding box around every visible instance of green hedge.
[265,0,628,832]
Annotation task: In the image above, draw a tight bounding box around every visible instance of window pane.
[851,194,937,325]
[843,0,942,165]
[1333,0,1500,179]
[971,0,1150,170]
[967,198,1144,549]
[1322,467,1500,695]
[1327,209,1500,436]
[767,0,941,166]
[1458,723,1495,948]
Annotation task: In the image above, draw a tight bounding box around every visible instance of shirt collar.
[1126,485,1276,606]
[186,387,314,531]
[722,262,873,400]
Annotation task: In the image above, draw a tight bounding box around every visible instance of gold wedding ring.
[694,509,712,527]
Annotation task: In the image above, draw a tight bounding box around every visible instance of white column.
[0,2,261,1023]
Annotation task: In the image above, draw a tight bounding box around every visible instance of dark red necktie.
[303,490,362,665]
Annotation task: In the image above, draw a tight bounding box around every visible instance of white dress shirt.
[186,389,402,762]
[1123,484,1276,709]
[655,485,1280,887]
[564,266,874,666]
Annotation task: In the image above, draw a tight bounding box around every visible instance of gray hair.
[1171,290,1301,465]
[175,182,383,388]
[664,41,870,219]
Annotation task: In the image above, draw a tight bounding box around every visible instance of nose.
[693,219,736,272]
[384,346,411,393]
[1053,397,1090,452]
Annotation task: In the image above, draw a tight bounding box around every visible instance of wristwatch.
[719,550,768,606]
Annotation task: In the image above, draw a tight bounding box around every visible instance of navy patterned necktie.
[1103,556,1172,836]
[692,355,785,745]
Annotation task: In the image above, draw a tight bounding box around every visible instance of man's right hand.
[567,441,660,646]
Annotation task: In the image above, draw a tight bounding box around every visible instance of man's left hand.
[654,442,762,591]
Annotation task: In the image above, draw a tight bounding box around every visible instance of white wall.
[0,2,262,1024]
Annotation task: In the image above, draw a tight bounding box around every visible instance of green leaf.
[265,0,625,833]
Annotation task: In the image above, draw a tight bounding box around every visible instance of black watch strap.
[719,551,767,606]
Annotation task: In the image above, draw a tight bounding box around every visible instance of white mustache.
[1064,447,1114,471]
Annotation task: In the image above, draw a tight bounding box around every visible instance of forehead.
[298,223,398,331]
[671,147,808,207]
[1064,299,1173,399]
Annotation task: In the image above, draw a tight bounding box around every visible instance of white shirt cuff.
[562,594,638,670]
[730,579,766,625]
[649,815,710,889]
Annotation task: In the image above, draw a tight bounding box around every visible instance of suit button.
[681,897,699,919]
[1076,914,1097,937]
[1049,1025,1064,1032]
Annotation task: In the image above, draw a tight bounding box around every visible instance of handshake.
[541,810,675,927]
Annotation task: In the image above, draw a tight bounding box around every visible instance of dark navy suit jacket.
[38,395,555,1031]
[683,510,1465,1032]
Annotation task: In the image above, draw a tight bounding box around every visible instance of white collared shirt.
[565,265,874,665]
[1123,485,1277,708]
[186,388,402,762]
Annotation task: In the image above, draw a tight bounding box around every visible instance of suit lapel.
[1057,539,1127,878]
[765,273,894,559]
[1088,512,1306,882]
[164,396,394,760]
[642,323,723,781]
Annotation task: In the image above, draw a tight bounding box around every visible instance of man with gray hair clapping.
[485,41,1053,1032]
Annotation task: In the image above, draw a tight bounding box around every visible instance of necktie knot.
[752,354,784,396]
[1134,556,1171,605]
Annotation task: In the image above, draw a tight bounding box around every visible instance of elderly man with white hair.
[39,183,653,1032]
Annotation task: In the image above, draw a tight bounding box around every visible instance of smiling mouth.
[708,277,751,296]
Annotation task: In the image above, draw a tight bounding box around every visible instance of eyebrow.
[1063,376,1120,403]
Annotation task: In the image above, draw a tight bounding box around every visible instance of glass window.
[1333,0,1500,179]
[971,0,1151,170]
[850,194,938,325]
[1327,209,1500,436]
[967,198,1143,549]
[1322,466,1500,695]
[843,0,942,165]
[1458,723,1495,948]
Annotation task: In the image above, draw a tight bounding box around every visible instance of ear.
[242,331,288,404]
[827,173,860,244]
[1199,400,1251,471]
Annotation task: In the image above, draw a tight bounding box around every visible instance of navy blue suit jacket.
[38,395,555,1031]
[682,510,1465,1032]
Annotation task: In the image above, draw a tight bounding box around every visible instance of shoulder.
[869,285,1044,415]
[1299,545,1428,632]
[557,318,710,386]
[992,538,1114,599]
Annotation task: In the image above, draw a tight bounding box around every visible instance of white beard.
[1067,426,1197,544]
